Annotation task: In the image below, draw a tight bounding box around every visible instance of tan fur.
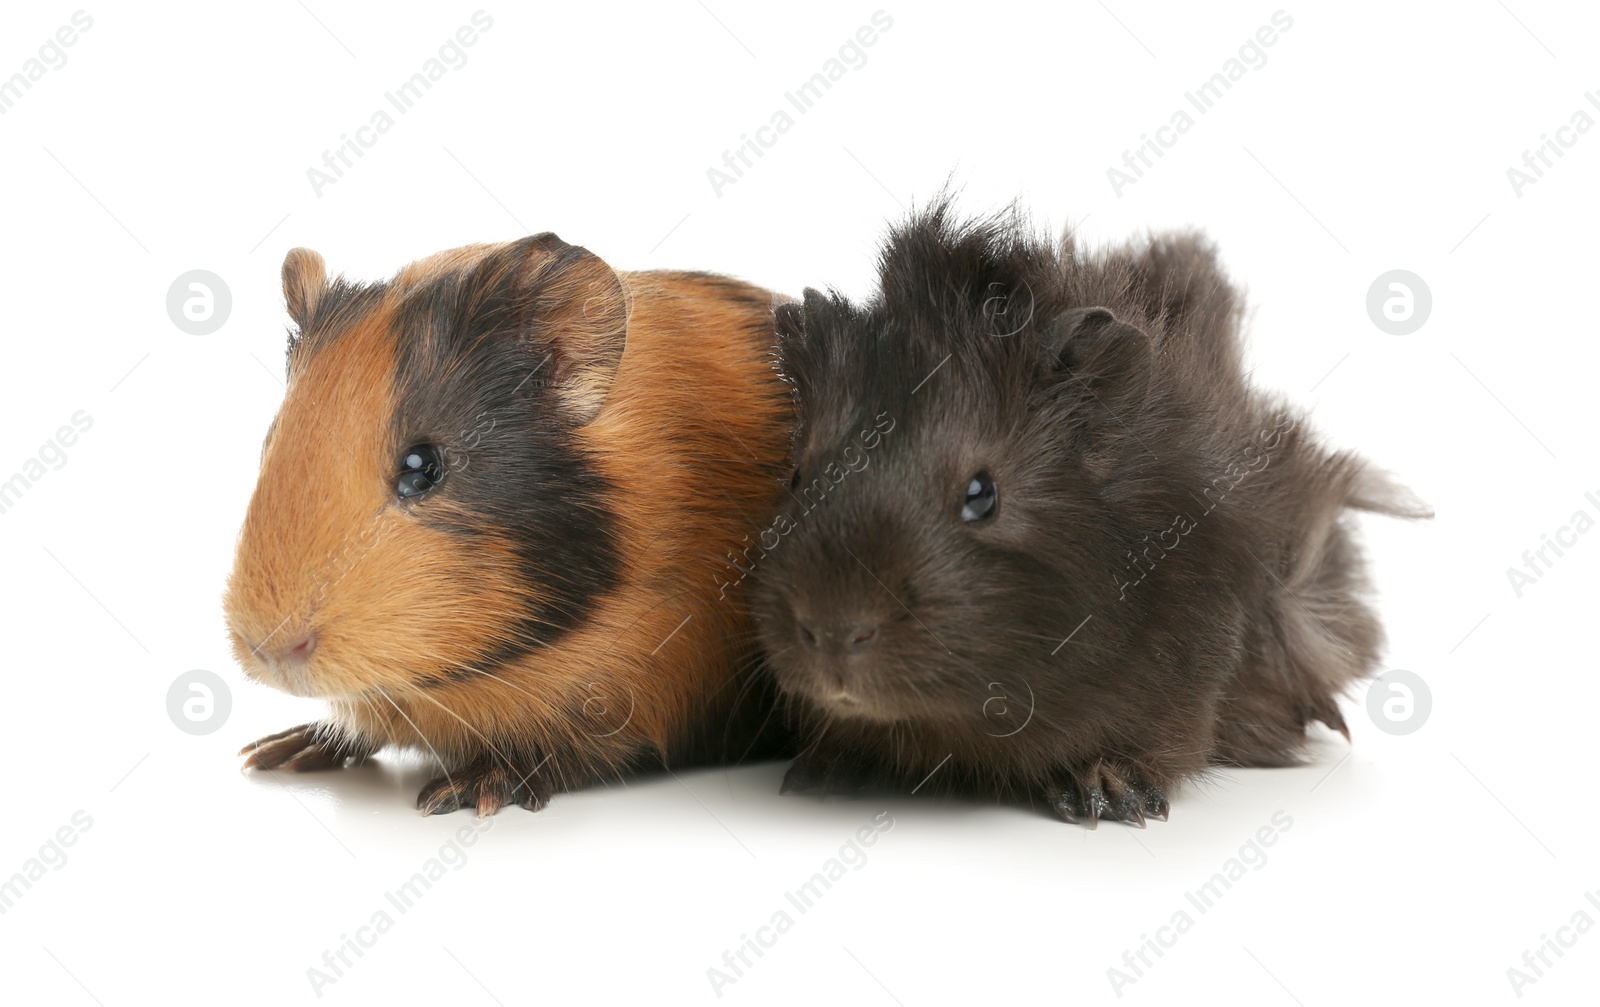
[225,242,791,800]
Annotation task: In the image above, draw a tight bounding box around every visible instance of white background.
[1,2,1595,1004]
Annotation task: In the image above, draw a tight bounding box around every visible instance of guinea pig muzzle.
[230,617,323,698]
[783,599,907,718]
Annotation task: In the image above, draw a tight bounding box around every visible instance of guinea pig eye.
[397,444,446,499]
[789,468,803,491]
[961,472,998,523]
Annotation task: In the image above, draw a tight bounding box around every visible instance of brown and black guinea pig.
[225,233,794,815]
[751,202,1430,827]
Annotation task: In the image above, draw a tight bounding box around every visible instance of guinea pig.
[226,232,794,815]
[751,202,1429,827]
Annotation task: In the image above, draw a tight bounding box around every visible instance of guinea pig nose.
[275,630,318,664]
[843,622,879,654]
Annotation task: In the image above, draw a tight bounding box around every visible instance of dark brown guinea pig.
[225,233,792,815]
[752,202,1429,827]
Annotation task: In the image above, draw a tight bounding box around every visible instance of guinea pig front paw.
[1045,763,1170,829]
[239,721,372,772]
[779,754,875,797]
[415,753,555,818]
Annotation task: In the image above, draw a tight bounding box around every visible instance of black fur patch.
[387,261,622,675]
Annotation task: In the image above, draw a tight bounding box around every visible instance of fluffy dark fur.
[751,202,1429,827]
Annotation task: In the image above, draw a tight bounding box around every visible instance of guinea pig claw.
[238,722,310,757]
[1320,704,1352,744]
[779,757,826,796]
[281,744,356,773]
[416,779,467,817]
[1084,786,1109,830]
[415,755,552,817]
[1046,781,1095,827]
[1048,767,1169,828]
[474,766,513,819]
[1048,795,1081,825]
[780,755,878,798]
[1140,785,1171,822]
[239,723,318,765]
[1112,792,1147,829]
[239,721,368,772]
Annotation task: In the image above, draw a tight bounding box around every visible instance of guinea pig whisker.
[447,664,545,705]
[604,585,720,643]
[356,692,404,741]
[400,685,537,791]
[372,685,456,796]
[435,663,619,779]
[793,711,835,761]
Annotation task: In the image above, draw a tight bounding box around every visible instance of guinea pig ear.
[1045,306,1152,400]
[461,233,629,426]
[281,247,327,331]
[774,288,841,343]
[773,297,807,345]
